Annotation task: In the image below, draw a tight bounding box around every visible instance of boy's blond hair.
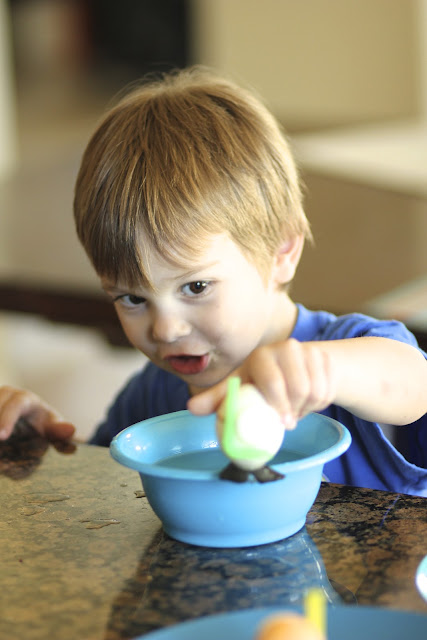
[74,66,310,287]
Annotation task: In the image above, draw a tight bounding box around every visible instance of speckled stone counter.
[0,429,426,639]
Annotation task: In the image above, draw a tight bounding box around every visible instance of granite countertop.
[0,428,426,640]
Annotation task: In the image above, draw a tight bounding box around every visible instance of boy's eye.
[114,294,146,307]
[183,281,209,296]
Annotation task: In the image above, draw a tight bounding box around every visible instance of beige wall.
[418,0,427,113]
[0,0,18,179]
[292,173,427,312]
[0,0,425,298]
[191,0,420,129]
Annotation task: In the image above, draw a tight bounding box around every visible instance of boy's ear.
[272,234,305,285]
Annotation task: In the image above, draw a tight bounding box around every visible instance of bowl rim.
[110,411,352,481]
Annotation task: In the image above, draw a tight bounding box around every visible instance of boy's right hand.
[0,385,76,442]
[188,338,337,430]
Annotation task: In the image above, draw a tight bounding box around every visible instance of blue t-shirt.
[91,304,427,496]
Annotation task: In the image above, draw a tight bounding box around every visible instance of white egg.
[216,383,285,471]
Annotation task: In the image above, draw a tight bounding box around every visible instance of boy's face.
[102,233,296,394]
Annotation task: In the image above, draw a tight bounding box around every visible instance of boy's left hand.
[187,338,337,429]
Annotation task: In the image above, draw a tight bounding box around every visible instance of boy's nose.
[151,310,192,343]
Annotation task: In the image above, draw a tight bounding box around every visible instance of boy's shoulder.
[292,303,420,348]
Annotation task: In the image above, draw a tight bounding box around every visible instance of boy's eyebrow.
[101,282,125,295]
[170,260,220,281]
[100,260,220,294]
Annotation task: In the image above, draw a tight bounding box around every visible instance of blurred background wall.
[0,0,424,290]
[0,0,426,438]
[192,0,421,128]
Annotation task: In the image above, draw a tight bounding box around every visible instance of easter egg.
[216,382,284,471]
[255,612,325,640]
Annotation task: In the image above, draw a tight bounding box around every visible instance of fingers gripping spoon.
[216,377,285,483]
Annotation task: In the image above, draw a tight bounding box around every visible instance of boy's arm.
[0,385,75,441]
[188,337,427,428]
[314,337,427,425]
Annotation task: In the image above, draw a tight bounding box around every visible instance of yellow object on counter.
[304,588,327,637]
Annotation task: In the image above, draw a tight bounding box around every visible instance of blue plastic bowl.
[110,411,351,548]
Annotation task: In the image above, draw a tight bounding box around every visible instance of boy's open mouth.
[166,354,209,375]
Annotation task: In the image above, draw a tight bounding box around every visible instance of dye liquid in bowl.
[156,448,304,473]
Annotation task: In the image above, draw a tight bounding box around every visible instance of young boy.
[0,66,426,495]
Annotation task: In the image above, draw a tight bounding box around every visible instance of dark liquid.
[157,448,304,473]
